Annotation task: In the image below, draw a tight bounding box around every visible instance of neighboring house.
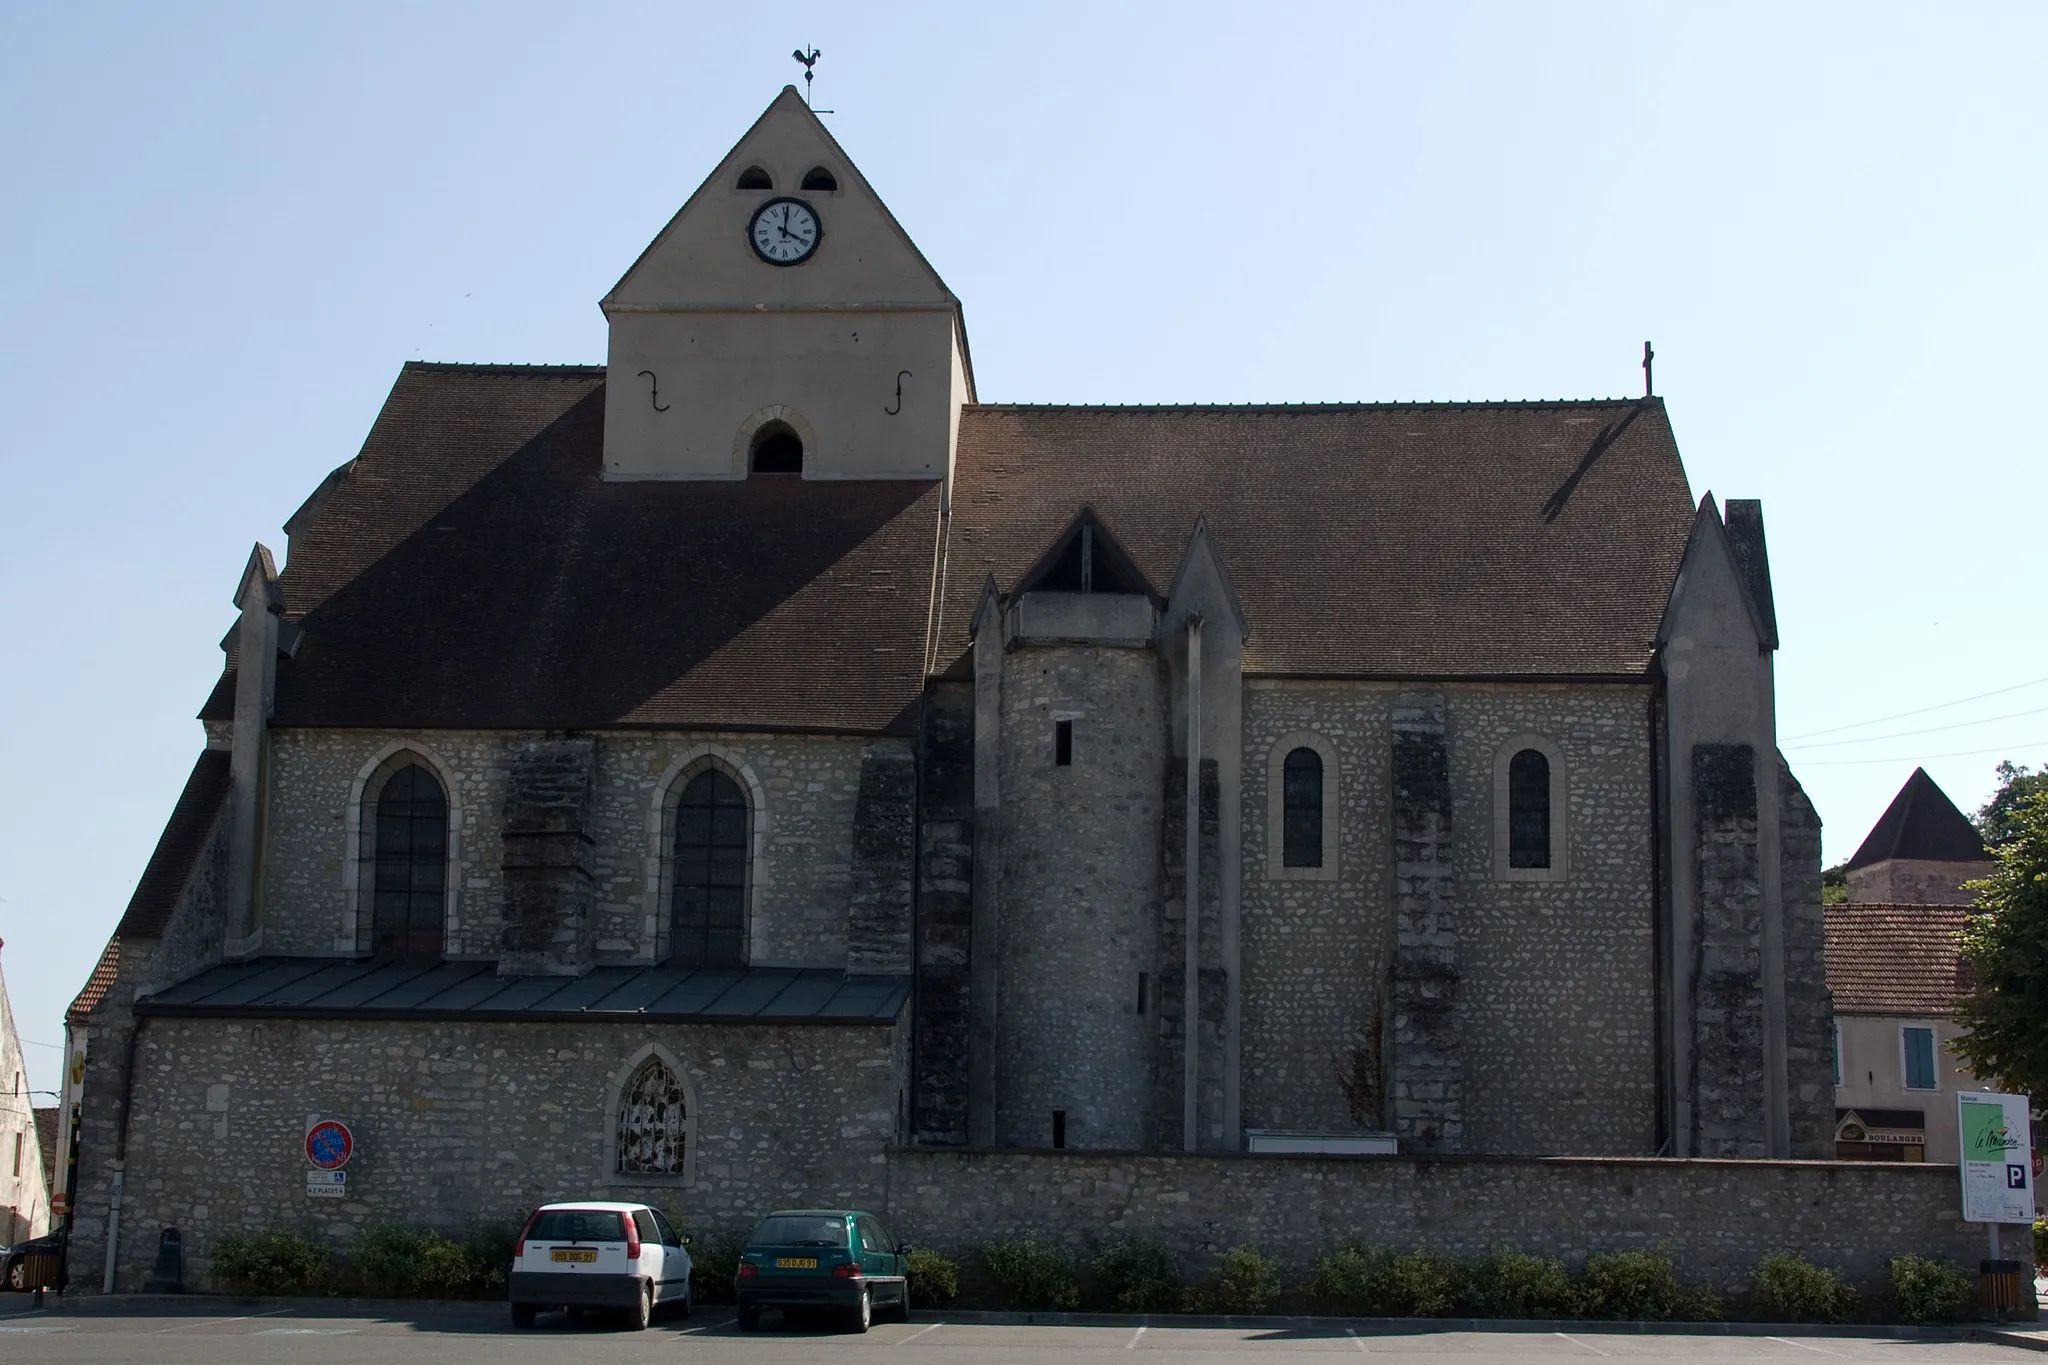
[67,87,1838,1289]
[1825,903,1979,1162]
[1845,767,1994,905]
[0,939,52,1244]
[50,937,117,1228]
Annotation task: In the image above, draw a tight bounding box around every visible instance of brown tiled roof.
[68,937,120,1023]
[935,399,1696,676]
[115,749,232,938]
[1824,903,1972,1014]
[33,1106,58,1191]
[202,364,941,735]
[1846,767,1993,869]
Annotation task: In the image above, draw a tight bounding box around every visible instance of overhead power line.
[1784,704,2048,750]
[1795,737,2048,767]
[1781,674,2048,742]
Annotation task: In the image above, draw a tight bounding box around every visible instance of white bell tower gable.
[602,87,972,485]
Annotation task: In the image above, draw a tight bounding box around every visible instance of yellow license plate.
[551,1248,597,1263]
[774,1257,818,1269]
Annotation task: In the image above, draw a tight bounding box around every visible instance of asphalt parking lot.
[0,1301,2038,1364]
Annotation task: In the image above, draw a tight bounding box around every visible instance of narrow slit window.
[1055,720,1073,766]
[1137,972,1148,1015]
[1282,747,1323,868]
[1051,1110,1067,1149]
[1508,749,1551,868]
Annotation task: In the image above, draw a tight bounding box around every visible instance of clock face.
[749,197,821,265]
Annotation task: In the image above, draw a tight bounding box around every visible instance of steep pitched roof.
[1846,767,1992,870]
[202,364,943,735]
[936,399,1696,676]
[116,751,232,938]
[1824,902,1971,1014]
[68,937,120,1024]
[34,1106,58,1191]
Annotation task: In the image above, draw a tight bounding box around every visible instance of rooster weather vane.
[793,46,831,112]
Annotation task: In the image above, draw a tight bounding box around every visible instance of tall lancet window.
[1508,749,1552,869]
[672,770,748,967]
[615,1055,688,1176]
[1283,747,1324,868]
[372,763,447,959]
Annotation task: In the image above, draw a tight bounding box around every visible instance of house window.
[615,1055,688,1176]
[371,762,447,959]
[1902,1027,1937,1090]
[1508,750,1550,868]
[672,770,748,967]
[1283,747,1323,868]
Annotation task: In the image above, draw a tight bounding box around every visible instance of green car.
[734,1209,912,1333]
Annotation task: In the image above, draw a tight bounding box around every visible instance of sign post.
[1957,1092,2034,1319]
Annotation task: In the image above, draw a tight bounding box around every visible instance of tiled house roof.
[1824,903,1972,1015]
[68,937,120,1023]
[1845,767,1992,869]
[937,399,1696,676]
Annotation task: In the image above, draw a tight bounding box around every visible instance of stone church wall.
[994,645,1166,1150]
[880,1147,2013,1295]
[78,1014,903,1292]
[255,728,882,967]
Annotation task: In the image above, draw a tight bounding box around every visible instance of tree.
[1979,761,2048,848]
[1950,785,2048,1100]
[1822,861,1849,905]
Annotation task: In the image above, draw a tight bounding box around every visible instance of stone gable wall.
[254,729,880,967]
[1847,858,1990,907]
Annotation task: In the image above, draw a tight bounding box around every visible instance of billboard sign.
[1957,1091,2034,1224]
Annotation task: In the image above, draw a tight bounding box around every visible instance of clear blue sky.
[3,2,2043,1100]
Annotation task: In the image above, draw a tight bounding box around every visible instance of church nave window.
[370,761,448,959]
[1282,747,1324,868]
[616,1054,689,1176]
[672,769,748,968]
[736,165,773,190]
[1508,749,1551,869]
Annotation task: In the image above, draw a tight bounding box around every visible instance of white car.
[508,1201,693,1329]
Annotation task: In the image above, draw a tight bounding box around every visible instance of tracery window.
[371,762,447,958]
[615,1055,688,1176]
[672,770,748,967]
[1508,748,1551,869]
[1282,747,1324,868]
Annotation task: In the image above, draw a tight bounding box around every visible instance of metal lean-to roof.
[136,957,909,1025]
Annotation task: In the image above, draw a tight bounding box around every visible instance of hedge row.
[939,1239,1985,1324]
[209,1223,515,1299]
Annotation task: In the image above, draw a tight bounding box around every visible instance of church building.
[68,88,1835,1288]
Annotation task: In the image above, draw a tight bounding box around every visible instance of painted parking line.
[899,1320,945,1343]
[156,1309,293,1333]
[0,1322,70,1333]
[1345,1326,1370,1353]
[1554,1331,1611,1357]
[257,1327,360,1336]
[1767,1338,1851,1358]
[1127,1324,1147,1349]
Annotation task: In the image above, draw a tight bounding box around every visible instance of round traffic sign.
[305,1119,354,1170]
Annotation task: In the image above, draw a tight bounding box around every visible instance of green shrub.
[1381,1252,1465,1317]
[1182,1244,1280,1315]
[1753,1253,1857,1323]
[347,1222,508,1299]
[983,1238,1080,1311]
[1888,1255,1974,1324]
[1578,1249,1702,1321]
[906,1247,959,1307]
[688,1232,746,1305]
[2035,1219,2046,1264]
[1306,1245,1387,1314]
[210,1227,332,1296]
[1463,1248,1576,1319]
[1092,1236,1179,1312]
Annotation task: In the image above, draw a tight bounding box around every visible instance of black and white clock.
[748,196,822,266]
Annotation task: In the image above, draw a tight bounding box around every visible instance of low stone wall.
[880,1148,2024,1293]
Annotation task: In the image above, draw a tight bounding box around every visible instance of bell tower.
[601,87,972,486]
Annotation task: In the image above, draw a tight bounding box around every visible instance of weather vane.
[792,46,831,112]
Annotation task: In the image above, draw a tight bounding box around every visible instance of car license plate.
[551,1249,597,1263]
[775,1257,817,1269]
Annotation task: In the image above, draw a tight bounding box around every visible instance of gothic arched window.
[615,1055,688,1176]
[371,762,447,958]
[1508,748,1551,869]
[672,770,748,967]
[1282,747,1324,868]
